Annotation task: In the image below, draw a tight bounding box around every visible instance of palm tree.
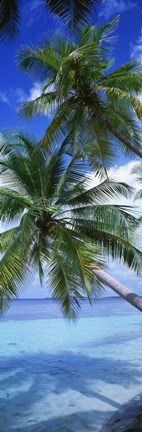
[17,18,142,159]
[1,132,142,316]
[0,0,101,40]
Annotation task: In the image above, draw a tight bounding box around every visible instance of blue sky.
[1,0,142,142]
[0,0,142,298]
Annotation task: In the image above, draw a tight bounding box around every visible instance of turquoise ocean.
[1,298,142,432]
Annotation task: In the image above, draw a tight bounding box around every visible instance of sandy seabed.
[0,303,142,431]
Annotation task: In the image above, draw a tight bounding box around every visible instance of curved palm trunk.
[93,268,142,312]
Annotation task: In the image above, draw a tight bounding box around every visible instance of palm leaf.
[0,192,30,222]
[0,188,32,207]
[97,85,142,120]
[17,44,60,81]
[135,190,142,200]
[48,237,102,318]
[48,250,81,318]
[44,0,102,31]
[81,16,119,51]
[0,227,19,252]
[66,180,132,206]
[0,233,31,304]
[102,60,142,93]
[0,0,20,40]
[42,96,77,150]
[19,92,60,119]
[72,224,142,273]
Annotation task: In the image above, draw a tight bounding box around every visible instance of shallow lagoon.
[0,298,142,431]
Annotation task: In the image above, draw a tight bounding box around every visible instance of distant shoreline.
[12,296,121,301]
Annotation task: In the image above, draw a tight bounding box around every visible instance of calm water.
[1,296,140,321]
[0,298,142,431]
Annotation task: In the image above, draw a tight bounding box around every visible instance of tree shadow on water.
[0,351,141,432]
[8,410,113,432]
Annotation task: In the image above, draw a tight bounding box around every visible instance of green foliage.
[17,18,142,158]
[1,133,142,317]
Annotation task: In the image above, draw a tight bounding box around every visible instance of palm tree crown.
[1,133,142,317]
[17,17,142,158]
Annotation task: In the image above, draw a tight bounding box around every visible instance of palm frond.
[0,0,20,40]
[102,60,142,93]
[98,85,142,120]
[70,204,136,229]
[0,188,32,208]
[95,102,142,157]
[0,233,31,306]
[66,179,133,206]
[44,0,101,31]
[54,151,88,198]
[135,190,142,200]
[41,150,65,198]
[72,224,142,273]
[30,244,44,285]
[19,92,60,119]
[42,96,77,150]
[48,232,102,318]
[48,251,81,319]
[86,15,119,52]
[0,191,30,222]
[0,227,19,252]
[132,163,142,201]
[131,163,142,181]
[17,44,60,81]
[0,137,48,200]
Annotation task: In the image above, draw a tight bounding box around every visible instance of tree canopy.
[17,18,142,158]
[0,132,142,316]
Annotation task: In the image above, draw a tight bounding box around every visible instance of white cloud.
[0,91,11,105]
[1,160,142,298]
[0,87,27,107]
[28,82,42,101]
[99,0,136,19]
[108,160,141,188]
[0,81,54,119]
[130,28,142,59]
[88,160,142,296]
[22,0,44,28]
[15,88,28,104]
[27,82,55,117]
[0,83,42,110]
[87,160,142,214]
[109,161,142,214]
[107,260,142,296]
[14,84,42,105]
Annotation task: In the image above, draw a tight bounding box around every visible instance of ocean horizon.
[1,297,142,431]
[1,296,139,321]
